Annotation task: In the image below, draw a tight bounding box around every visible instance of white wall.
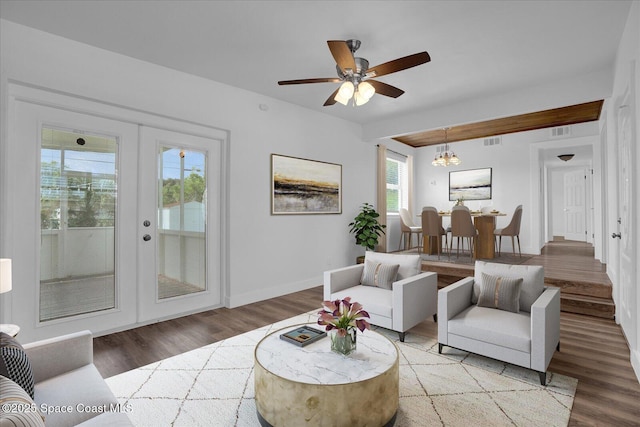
[0,20,375,336]
[549,170,565,237]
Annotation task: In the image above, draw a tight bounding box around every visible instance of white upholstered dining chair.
[398,208,422,251]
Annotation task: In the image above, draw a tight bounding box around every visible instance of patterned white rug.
[106,311,577,426]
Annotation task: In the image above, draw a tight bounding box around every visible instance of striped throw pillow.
[361,260,399,290]
[477,272,523,313]
[0,375,45,426]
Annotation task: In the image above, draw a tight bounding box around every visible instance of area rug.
[106,312,577,426]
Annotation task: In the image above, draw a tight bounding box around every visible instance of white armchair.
[324,251,437,342]
[438,261,560,385]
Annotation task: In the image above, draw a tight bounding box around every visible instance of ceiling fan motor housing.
[336,57,369,82]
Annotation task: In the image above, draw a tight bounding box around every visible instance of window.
[386,152,408,213]
[39,127,117,321]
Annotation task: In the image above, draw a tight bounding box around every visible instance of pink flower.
[317,297,371,333]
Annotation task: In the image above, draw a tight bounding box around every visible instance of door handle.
[611,233,621,239]
[143,234,152,241]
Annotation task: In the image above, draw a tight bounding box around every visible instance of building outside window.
[386,152,408,214]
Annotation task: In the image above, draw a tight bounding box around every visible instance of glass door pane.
[40,128,117,321]
[157,146,206,299]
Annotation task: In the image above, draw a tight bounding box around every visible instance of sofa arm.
[391,272,438,332]
[437,277,474,345]
[23,330,93,383]
[530,287,561,372]
[323,264,364,300]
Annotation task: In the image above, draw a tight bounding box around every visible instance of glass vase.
[330,328,357,355]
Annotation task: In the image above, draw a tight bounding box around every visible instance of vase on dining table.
[330,328,357,355]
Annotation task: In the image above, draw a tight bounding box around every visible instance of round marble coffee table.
[254,324,399,427]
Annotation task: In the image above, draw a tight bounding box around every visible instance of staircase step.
[561,294,615,319]
[545,276,612,298]
[422,260,615,319]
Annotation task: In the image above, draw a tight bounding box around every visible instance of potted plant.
[348,203,386,258]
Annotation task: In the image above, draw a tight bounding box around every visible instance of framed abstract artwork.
[271,154,342,214]
[449,167,492,201]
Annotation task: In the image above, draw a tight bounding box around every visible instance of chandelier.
[432,128,461,166]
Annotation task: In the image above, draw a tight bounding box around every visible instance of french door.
[6,97,222,341]
[137,126,221,322]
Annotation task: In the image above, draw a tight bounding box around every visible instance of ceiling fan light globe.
[354,90,369,106]
[359,81,375,100]
[334,93,350,105]
[338,81,355,99]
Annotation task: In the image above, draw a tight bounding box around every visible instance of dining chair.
[421,206,449,259]
[398,208,422,251]
[494,205,523,257]
[450,205,478,259]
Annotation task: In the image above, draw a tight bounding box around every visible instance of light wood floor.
[94,252,640,426]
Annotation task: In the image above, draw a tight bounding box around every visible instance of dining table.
[420,210,506,259]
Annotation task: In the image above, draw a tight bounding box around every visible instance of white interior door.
[563,169,587,241]
[616,83,636,352]
[137,126,221,322]
[7,101,139,342]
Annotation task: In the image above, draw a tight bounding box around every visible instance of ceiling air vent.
[551,126,571,138]
[483,136,502,146]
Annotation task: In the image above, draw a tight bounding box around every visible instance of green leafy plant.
[348,202,386,251]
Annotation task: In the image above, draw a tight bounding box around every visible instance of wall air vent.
[551,126,571,138]
[483,136,502,146]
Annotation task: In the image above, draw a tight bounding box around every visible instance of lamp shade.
[334,81,355,105]
[358,81,375,100]
[0,258,11,294]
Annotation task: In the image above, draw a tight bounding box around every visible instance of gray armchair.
[324,251,437,342]
[437,261,560,385]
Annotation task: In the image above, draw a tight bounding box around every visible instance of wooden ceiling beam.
[393,100,604,148]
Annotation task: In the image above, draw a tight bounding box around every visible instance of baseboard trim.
[227,276,322,308]
[631,348,640,384]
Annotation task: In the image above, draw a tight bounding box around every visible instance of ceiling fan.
[278,39,431,106]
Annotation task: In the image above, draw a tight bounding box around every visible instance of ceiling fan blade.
[323,88,340,106]
[367,80,405,98]
[367,51,431,78]
[327,40,356,74]
[278,78,342,85]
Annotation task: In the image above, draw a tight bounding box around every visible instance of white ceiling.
[0,0,632,128]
